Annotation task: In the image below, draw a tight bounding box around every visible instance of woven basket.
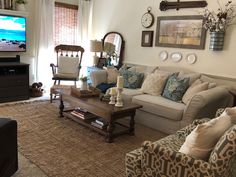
[30,88,43,97]
[71,86,100,98]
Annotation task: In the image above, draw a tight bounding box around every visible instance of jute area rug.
[0,101,166,177]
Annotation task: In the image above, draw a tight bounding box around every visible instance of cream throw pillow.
[141,73,169,96]
[182,81,209,104]
[208,82,217,89]
[221,106,236,123]
[106,68,120,84]
[191,79,202,87]
[179,114,233,160]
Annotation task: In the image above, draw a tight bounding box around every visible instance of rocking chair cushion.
[58,56,80,75]
[53,73,78,79]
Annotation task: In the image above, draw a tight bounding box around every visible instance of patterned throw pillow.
[162,74,190,102]
[120,69,144,89]
[96,83,116,93]
[141,72,169,96]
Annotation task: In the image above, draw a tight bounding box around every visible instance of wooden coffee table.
[59,93,142,143]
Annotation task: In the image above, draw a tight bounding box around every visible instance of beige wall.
[92,0,236,79]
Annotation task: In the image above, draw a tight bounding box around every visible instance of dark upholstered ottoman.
[0,118,18,177]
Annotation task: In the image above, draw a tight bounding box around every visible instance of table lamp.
[90,40,103,66]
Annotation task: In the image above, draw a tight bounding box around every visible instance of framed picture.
[97,58,106,68]
[0,0,3,9]
[141,31,154,47]
[155,15,206,49]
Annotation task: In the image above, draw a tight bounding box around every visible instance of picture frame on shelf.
[97,58,106,68]
[0,0,4,9]
[141,31,154,47]
[155,15,206,49]
[3,0,13,10]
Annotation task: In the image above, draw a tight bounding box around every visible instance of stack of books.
[91,118,108,129]
[70,107,96,120]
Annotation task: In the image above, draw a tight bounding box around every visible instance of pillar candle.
[110,87,117,95]
[117,76,124,89]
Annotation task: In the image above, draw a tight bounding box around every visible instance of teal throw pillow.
[120,69,144,89]
[162,74,190,102]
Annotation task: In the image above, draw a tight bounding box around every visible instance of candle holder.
[109,93,116,105]
[115,88,123,107]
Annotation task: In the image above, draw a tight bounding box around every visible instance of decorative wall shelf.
[159,0,207,11]
[0,9,28,17]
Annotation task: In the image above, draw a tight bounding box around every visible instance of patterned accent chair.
[125,118,236,177]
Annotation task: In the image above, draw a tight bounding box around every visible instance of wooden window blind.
[54,2,78,46]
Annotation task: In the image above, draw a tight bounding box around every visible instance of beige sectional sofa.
[90,65,234,134]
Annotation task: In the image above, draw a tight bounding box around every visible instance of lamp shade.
[90,40,103,52]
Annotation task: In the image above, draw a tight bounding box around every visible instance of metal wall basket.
[209,32,225,51]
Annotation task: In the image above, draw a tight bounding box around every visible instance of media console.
[0,57,29,103]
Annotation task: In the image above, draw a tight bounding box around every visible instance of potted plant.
[15,0,27,11]
[79,76,88,90]
[202,0,236,50]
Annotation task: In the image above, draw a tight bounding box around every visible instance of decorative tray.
[71,86,101,98]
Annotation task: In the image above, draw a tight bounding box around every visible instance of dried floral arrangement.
[202,0,236,32]
[79,75,88,82]
[15,0,27,4]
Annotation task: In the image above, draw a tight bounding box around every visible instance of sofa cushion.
[128,65,158,74]
[162,74,190,102]
[192,78,217,90]
[122,88,143,101]
[132,94,185,121]
[122,88,143,95]
[154,69,174,75]
[141,73,169,96]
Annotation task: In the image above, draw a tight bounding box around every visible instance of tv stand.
[0,61,29,103]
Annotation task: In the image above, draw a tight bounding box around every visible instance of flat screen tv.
[0,14,26,52]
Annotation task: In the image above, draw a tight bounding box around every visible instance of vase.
[80,81,88,90]
[209,32,225,51]
[16,4,25,11]
[105,57,111,66]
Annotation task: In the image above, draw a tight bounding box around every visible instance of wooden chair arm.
[50,63,57,75]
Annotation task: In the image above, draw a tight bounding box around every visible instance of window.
[54,2,78,46]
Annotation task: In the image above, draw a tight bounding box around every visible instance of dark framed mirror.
[100,32,125,68]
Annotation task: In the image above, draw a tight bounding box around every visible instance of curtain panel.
[34,0,93,89]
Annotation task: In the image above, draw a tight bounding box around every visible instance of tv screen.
[0,14,26,52]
